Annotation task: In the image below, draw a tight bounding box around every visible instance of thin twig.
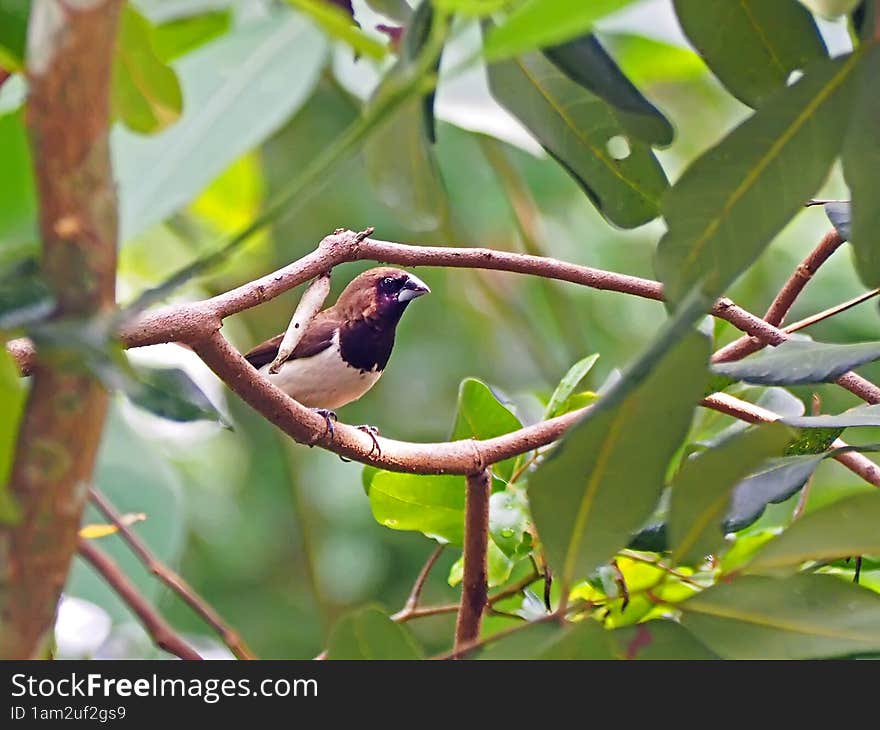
[78,539,202,660]
[784,288,880,334]
[88,486,255,660]
[713,229,844,362]
[392,545,445,621]
[454,469,491,657]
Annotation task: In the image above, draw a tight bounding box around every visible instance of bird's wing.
[243,311,338,369]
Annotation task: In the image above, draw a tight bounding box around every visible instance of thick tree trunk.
[0,0,122,659]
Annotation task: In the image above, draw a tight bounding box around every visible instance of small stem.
[784,288,880,334]
[78,539,202,661]
[88,487,255,660]
[453,469,491,656]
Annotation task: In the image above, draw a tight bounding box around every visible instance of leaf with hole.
[711,338,880,386]
[669,423,791,565]
[486,50,668,229]
[545,35,673,146]
[672,0,826,108]
[745,492,880,575]
[326,606,423,659]
[529,331,709,585]
[656,54,859,307]
[680,574,880,658]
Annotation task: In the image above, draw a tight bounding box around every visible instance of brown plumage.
[244,267,430,409]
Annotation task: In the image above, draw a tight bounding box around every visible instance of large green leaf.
[486,51,669,229]
[326,606,423,659]
[0,110,36,264]
[482,0,638,61]
[711,338,880,386]
[745,492,880,575]
[0,0,28,71]
[680,574,880,658]
[451,378,522,482]
[529,331,709,585]
[114,11,326,242]
[488,488,530,557]
[656,53,860,307]
[369,472,465,544]
[843,44,880,287]
[673,0,827,108]
[669,423,791,565]
[545,35,674,146]
[782,403,880,429]
[113,6,184,135]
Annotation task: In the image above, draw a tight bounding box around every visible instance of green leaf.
[448,539,516,588]
[712,338,880,386]
[604,33,704,87]
[486,51,669,229]
[364,0,446,229]
[365,0,413,22]
[843,45,880,287]
[545,36,674,146]
[326,606,424,659]
[782,403,880,429]
[0,110,36,263]
[680,574,880,659]
[0,346,24,522]
[0,0,28,71]
[799,0,861,18]
[113,6,184,135]
[745,492,880,575]
[369,472,464,544]
[529,331,710,585]
[673,0,827,108]
[286,0,388,59]
[152,10,231,63]
[670,423,791,565]
[724,453,823,532]
[451,378,522,482]
[656,53,860,307]
[483,0,638,61]
[543,354,599,419]
[114,11,327,242]
[127,365,225,424]
[489,488,530,557]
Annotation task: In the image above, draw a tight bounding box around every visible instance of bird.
[244,267,430,444]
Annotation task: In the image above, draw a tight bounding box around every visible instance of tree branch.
[454,469,491,656]
[88,486,255,660]
[0,1,122,659]
[391,545,445,621]
[77,539,202,661]
[713,229,844,362]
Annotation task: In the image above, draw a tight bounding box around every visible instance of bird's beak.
[397,273,431,302]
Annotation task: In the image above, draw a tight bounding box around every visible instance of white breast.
[259,331,383,410]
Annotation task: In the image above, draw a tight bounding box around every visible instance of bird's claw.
[312,408,337,441]
[356,424,381,457]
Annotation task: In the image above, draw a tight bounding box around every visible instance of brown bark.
[454,470,491,656]
[0,1,122,659]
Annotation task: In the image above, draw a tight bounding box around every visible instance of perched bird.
[244,267,430,425]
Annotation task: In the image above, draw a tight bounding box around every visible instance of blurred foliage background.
[3,0,878,659]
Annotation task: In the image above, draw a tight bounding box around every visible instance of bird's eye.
[382,277,394,287]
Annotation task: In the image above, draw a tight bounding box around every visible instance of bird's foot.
[312,408,337,442]
[356,425,381,457]
[337,425,381,463]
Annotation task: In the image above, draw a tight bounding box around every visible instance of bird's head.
[337,267,431,323]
